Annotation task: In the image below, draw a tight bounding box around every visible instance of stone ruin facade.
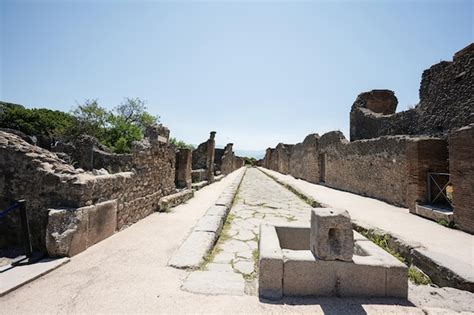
[221,143,245,175]
[191,132,244,182]
[262,44,474,234]
[0,123,245,256]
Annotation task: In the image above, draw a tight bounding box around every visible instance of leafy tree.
[71,99,109,140]
[114,97,159,132]
[170,137,195,150]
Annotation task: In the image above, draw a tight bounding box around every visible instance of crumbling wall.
[289,134,320,183]
[350,44,474,141]
[450,124,474,233]
[221,143,244,175]
[0,125,176,253]
[275,143,293,174]
[51,135,133,173]
[214,148,224,173]
[192,131,216,182]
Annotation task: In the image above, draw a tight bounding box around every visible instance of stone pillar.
[206,131,216,183]
[176,148,192,189]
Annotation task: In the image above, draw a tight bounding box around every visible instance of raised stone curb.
[169,168,246,269]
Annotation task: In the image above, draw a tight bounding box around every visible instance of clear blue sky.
[1,0,472,155]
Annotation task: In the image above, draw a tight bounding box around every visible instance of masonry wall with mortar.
[0,125,176,253]
[450,124,474,233]
[288,134,320,183]
[175,148,192,189]
[221,143,244,175]
[350,44,474,141]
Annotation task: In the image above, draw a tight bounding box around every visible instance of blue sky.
[1,0,472,156]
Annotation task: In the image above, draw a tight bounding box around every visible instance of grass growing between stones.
[358,230,432,285]
[257,168,321,207]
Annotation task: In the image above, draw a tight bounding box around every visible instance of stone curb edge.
[168,168,247,269]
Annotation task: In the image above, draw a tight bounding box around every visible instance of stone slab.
[205,205,227,217]
[181,271,245,296]
[194,214,225,234]
[0,257,70,297]
[87,200,117,246]
[168,231,216,269]
[158,189,194,211]
[415,204,454,223]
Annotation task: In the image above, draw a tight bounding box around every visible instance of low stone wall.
[0,125,176,254]
[450,124,474,233]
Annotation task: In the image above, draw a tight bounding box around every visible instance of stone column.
[176,148,192,189]
[206,131,216,183]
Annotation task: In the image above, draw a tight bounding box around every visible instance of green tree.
[71,99,109,140]
[114,97,159,132]
[169,137,195,150]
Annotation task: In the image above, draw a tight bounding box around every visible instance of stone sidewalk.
[258,167,474,292]
[183,168,313,295]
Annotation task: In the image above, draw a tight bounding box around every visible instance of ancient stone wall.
[192,131,216,182]
[175,148,192,189]
[221,143,244,175]
[0,125,176,253]
[450,124,474,233]
[275,143,293,174]
[350,44,474,141]
[214,148,224,172]
[319,133,411,206]
[288,134,320,183]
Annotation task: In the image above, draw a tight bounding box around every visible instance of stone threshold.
[258,167,474,293]
[168,169,246,269]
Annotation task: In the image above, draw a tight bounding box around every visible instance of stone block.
[283,250,338,296]
[215,194,234,208]
[258,225,283,300]
[205,205,227,217]
[386,265,409,298]
[194,214,225,234]
[310,208,354,261]
[46,208,88,257]
[337,257,386,297]
[87,200,117,246]
[168,231,217,269]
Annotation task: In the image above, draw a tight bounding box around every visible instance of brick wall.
[450,124,474,233]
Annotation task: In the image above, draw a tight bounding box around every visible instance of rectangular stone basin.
[258,224,408,300]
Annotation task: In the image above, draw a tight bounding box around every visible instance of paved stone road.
[204,167,312,283]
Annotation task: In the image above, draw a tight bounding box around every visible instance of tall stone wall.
[0,125,176,253]
[350,44,474,141]
[450,124,474,233]
[275,143,293,174]
[288,134,320,183]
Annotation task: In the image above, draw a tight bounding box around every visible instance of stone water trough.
[258,208,408,300]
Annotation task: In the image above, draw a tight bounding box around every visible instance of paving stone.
[169,231,216,269]
[236,249,253,259]
[234,230,255,241]
[206,263,234,272]
[182,271,245,296]
[220,239,250,253]
[194,214,225,234]
[234,260,255,275]
[213,252,235,263]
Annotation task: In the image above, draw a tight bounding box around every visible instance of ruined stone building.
[262,44,474,234]
[0,125,244,257]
